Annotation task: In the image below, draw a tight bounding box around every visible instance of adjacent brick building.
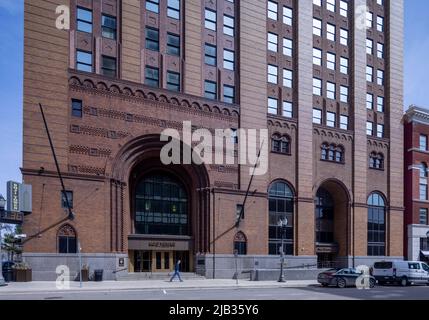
[403,106,429,262]
[22,0,404,280]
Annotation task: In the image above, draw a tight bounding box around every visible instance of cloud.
[0,0,23,15]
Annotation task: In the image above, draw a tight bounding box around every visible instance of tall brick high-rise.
[22,0,404,280]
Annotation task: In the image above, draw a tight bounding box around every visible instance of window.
[146,0,159,13]
[313,108,322,124]
[340,86,348,103]
[326,82,336,100]
[101,56,116,77]
[166,71,180,92]
[205,81,217,100]
[268,65,278,84]
[420,163,428,178]
[234,232,247,255]
[340,57,348,74]
[370,152,384,170]
[167,33,180,56]
[224,15,234,36]
[366,12,373,28]
[145,27,159,51]
[340,0,348,17]
[268,98,278,115]
[102,15,116,40]
[313,48,322,66]
[204,44,217,66]
[205,9,217,31]
[58,224,77,254]
[367,93,373,110]
[377,96,384,112]
[223,85,235,104]
[223,50,235,70]
[366,39,373,55]
[145,66,159,87]
[327,52,336,70]
[315,188,334,243]
[283,69,293,88]
[327,23,336,41]
[326,0,335,12]
[283,6,292,26]
[420,135,428,151]
[71,99,82,118]
[377,69,384,85]
[367,122,373,136]
[283,38,293,57]
[340,29,348,46]
[420,184,428,201]
[61,191,74,209]
[313,18,322,36]
[313,78,322,96]
[268,1,278,20]
[269,182,294,255]
[326,112,336,128]
[77,7,92,33]
[367,193,386,256]
[167,0,180,19]
[313,0,322,6]
[420,209,428,225]
[377,16,384,32]
[76,50,92,72]
[268,33,278,52]
[377,43,384,59]
[283,101,292,118]
[420,163,428,201]
[271,134,290,155]
[377,124,384,138]
[340,115,348,130]
[366,66,373,82]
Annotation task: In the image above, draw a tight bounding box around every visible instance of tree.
[1,224,22,262]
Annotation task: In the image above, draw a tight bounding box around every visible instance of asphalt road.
[1,285,429,300]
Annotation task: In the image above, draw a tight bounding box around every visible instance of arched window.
[233,232,247,255]
[271,134,291,155]
[135,173,188,236]
[58,224,77,254]
[315,188,335,243]
[370,152,384,170]
[335,146,344,163]
[321,143,329,160]
[321,143,344,163]
[367,193,386,256]
[268,181,294,255]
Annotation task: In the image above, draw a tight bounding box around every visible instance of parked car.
[317,268,376,289]
[372,260,429,286]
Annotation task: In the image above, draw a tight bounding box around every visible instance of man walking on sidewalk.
[170,260,183,282]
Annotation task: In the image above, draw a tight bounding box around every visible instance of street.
[1,285,429,300]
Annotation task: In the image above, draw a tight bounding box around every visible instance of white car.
[372,260,429,286]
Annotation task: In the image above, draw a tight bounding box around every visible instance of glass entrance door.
[134,251,152,272]
[153,251,174,272]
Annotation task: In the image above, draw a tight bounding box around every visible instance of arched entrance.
[315,180,350,268]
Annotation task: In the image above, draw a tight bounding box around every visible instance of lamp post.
[278,217,288,283]
[0,194,7,286]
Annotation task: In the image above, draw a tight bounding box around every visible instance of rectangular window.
[327,0,335,12]
[340,115,348,130]
[77,7,92,33]
[223,50,235,70]
[327,23,336,41]
[205,9,217,31]
[420,135,428,151]
[166,71,180,91]
[146,0,159,13]
[283,38,293,57]
[367,93,373,110]
[102,15,116,40]
[326,112,336,128]
[421,184,428,201]
[366,38,373,55]
[377,96,384,112]
[377,16,384,32]
[377,43,384,59]
[340,86,348,103]
[420,209,428,225]
[167,0,180,19]
[313,108,322,124]
[76,50,92,72]
[71,99,82,118]
[283,101,292,118]
[145,27,159,51]
[313,0,322,6]
[326,82,336,100]
[224,15,234,36]
[61,191,74,209]
[340,57,348,74]
[167,33,180,56]
[313,48,322,66]
[313,18,322,36]
[367,206,386,256]
[145,66,159,87]
[327,52,336,70]
[205,44,217,66]
[205,80,217,100]
[377,69,384,85]
[223,85,235,104]
[340,0,348,17]
[367,122,373,136]
[283,69,292,88]
[366,66,373,82]
[101,56,117,77]
[283,6,292,26]
[268,1,278,20]
[366,12,373,28]
[268,98,278,115]
[268,33,278,52]
[377,124,384,138]
[340,28,348,46]
[268,65,278,84]
[313,78,322,96]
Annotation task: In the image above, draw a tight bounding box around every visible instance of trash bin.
[94,269,103,282]
[2,261,15,283]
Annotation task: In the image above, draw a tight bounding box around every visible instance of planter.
[80,269,89,282]
[13,269,32,282]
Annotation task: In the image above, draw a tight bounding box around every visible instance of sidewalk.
[0,279,318,294]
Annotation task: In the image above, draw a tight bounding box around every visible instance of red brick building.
[22,0,404,280]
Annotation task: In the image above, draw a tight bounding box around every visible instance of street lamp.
[278,217,288,283]
[0,194,6,286]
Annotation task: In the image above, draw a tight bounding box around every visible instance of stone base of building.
[22,253,128,281]
[408,224,429,261]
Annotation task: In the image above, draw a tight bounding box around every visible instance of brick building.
[22,0,404,280]
[403,106,429,262]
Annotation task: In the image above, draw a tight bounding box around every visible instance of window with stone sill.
[271,134,291,155]
[369,152,384,170]
[321,143,344,164]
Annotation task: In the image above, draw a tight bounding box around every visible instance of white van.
[372,261,429,286]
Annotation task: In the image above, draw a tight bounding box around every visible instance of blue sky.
[0,0,428,198]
